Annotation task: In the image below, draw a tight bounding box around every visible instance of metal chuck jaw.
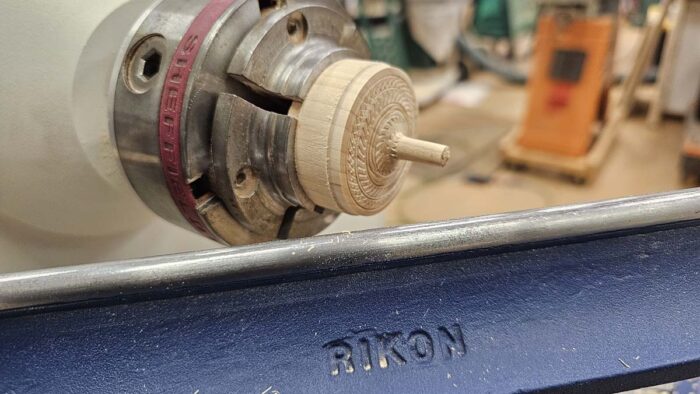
[114,0,449,245]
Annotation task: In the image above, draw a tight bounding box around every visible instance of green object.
[357,13,411,68]
[473,0,510,38]
[355,0,410,68]
[472,0,537,39]
[355,0,434,69]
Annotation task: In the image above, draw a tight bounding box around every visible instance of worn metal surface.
[1,188,699,312]
[227,2,369,99]
[115,0,219,232]
[0,208,699,392]
[114,0,370,243]
[208,93,335,239]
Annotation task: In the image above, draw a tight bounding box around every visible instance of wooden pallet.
[501,1,672,184]
[500,113,622,183]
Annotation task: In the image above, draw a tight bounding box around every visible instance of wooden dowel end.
[395,134,450,167]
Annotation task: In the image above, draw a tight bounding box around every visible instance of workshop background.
[340,1,700,391]
[324,0,700,232]
[0,0,698,391]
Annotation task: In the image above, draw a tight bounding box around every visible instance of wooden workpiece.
[294,59,450,215]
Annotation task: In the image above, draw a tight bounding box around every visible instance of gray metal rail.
[1,188,699,311]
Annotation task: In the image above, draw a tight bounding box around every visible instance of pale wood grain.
[294,59,450,215]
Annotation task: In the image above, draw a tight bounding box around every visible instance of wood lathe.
[0,0,448,271]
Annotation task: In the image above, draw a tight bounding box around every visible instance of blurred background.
[328,0,700,230]
[333,4,700,389]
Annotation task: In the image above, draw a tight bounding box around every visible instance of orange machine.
[517,14,615,157]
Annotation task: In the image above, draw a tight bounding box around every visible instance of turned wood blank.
[294,59,450,215]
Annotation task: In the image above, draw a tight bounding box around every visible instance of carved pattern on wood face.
[344,75,417,213]
[294,59,448,216]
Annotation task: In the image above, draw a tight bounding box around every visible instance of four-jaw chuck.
[114,0,449,245]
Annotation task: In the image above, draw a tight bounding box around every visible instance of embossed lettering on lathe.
[323,324,466,376]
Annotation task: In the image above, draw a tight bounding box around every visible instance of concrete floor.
[386,73,687,226]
